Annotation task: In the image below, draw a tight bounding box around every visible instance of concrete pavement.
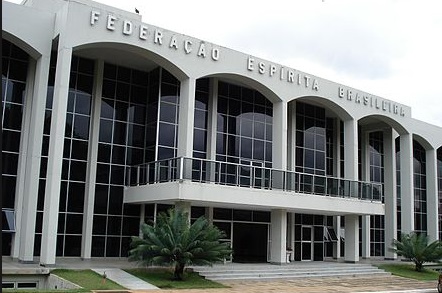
[2,257,439,292]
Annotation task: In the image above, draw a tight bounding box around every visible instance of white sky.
[10,0,442,127]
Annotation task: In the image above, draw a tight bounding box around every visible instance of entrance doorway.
[233,223,268,263]
[301,226,313,261]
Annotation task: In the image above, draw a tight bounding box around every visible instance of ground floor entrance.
[232,223,268,263]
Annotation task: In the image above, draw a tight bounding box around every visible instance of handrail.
[125,157,383,202]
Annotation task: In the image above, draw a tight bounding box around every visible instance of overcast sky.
[10,0,442,127]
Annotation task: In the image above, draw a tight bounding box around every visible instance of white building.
[2,0,442,266]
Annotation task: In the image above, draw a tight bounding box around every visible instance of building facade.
[2,0,442,266]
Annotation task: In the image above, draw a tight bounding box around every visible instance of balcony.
[125,157,382,203]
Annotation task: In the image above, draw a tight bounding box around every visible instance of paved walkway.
[2,257,439,293]
[135,275,437,293]
[91,268,158,290]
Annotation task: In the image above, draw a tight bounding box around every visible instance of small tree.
[129,209,232,280]
[391,232,442,272]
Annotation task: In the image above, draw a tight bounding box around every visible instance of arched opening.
[286,96,353,261]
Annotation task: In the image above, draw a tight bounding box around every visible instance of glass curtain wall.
[395,138,401,239]
[93,65,180,257]
[369,131,385,256]
[1,40,29,255]
[215,81,273,184]
[438,148,442,240]
[413,141,427,234]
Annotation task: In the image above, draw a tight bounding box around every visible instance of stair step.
[200,269,385,278]
[192,263,389,281]
[208,271,391,281]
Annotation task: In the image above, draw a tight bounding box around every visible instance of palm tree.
[391,232,442,272]
[128,208,232,280]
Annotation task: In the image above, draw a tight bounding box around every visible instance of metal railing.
[126,157,383,202]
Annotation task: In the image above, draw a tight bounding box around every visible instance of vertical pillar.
[139,204,145,237]
[384,128,397,259]
[207,78,218,161]
[206,78,218,182]
[40,46,73,266]
[287,102,296,170]
[81,60,103,259]
[344,214,359,263]
[273,101,287,170]
[205,207,214,223]
[343,119,358,181]
[177,77,196,158]
[272,101,287,190]
[333,216,341,259]
[426,148,439,242]
[288,212,295,261]
[270,209,287,264]
[400,133,414,234]
[175,201,191,222]
[15,54,50,262]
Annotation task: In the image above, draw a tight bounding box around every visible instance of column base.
[19,259,36,264]
[345,260,358,264]
[39,263,56,268]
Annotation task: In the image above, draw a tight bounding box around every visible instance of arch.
[288,95,352,121]
[74,42,189,81]
[358,114,408,135]
[413,134,433,151]
[2,31,41,59]
[198,72,282,104]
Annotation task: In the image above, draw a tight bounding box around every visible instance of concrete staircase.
[192,262,390,281]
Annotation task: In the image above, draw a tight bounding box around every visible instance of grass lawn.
[377,263,440,281]
[125,267,229,289]
[3,269,126,293]
[51,269,126,291]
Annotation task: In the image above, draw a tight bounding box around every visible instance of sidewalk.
[137,275,437,293]
[2,257,439,293]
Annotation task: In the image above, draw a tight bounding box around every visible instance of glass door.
[301,225,313,261]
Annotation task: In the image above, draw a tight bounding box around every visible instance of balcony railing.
[126,157,382,202]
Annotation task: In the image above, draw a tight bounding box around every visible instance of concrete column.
[272,101,287,190]
[400,133,414,234]
[205,207,214,223]
[333,216,341,259]
[288,212,295,261]
[14,54,50,262]
[426,148,439,242]
[287,102,296,171]
[40,46,73,266]
[344,214,359,263]
[13,59,35,260]
[81,60,103,259]
[343,119,358,180]
[270,209,287,264]
[272,101,288,170]
[177,77,196,158]
[384,128,397,259]
[207,78,218,161]
[139,204,145,237]
[175,201,191,222]
[206,78,218,183]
